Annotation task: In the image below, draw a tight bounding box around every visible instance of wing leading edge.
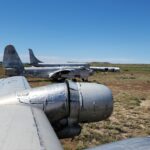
[0,76,31,97]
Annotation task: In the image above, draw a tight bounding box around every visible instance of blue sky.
[0,0,150,63]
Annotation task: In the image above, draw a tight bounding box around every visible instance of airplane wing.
[0,76,63,150]
[87,137,150,150]
[0,76,31,97]
[0,105,63,150]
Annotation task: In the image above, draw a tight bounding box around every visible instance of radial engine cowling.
[67,80,113,124]
[19,80,113,138]
[46,80,113,138]
[41,80,113,124]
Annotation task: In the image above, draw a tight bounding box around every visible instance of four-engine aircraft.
[0,75,149,150]
[3,45,93,81]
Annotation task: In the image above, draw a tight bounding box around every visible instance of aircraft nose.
[77,82,113,123]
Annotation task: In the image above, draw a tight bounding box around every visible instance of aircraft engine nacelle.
[42,80,113,123]
[18,80,113,138]
[67,81,113,124]
[45,81,113,138]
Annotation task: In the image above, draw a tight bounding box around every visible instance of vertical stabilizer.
[29,49,43,65]
[3,45,24,74]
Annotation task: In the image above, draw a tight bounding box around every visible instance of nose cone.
[77,83,113,123]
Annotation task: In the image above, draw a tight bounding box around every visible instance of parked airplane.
[0,76,149,150]
[3,45,93,81]
[90,66,120,72]
[29,49,120,72]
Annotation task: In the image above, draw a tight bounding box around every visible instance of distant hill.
[90,62,112,66]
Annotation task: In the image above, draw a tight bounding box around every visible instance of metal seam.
[31,107,46,150]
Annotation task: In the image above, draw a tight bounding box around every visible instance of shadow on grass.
[28,79,51,83]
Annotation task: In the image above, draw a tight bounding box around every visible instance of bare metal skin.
[3,45,93,81]
[29,48,120,72]
[90,66,120,72]
[0,77,113,138]
[0,76,149,149]
[87,137,150,150]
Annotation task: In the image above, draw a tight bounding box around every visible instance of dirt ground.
[0,64,150,150]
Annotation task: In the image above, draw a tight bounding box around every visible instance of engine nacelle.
[67,81,113,124]
[51,81,113,138]
[18,80,113,138]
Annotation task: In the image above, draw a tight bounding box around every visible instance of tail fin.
[3,45,24,74]
[29,49,43,65]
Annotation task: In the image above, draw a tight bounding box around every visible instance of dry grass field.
[0,64,150,150]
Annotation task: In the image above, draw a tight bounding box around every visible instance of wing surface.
[0,76,30,97]
[0,104,63,150]
[87,137,150,150]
